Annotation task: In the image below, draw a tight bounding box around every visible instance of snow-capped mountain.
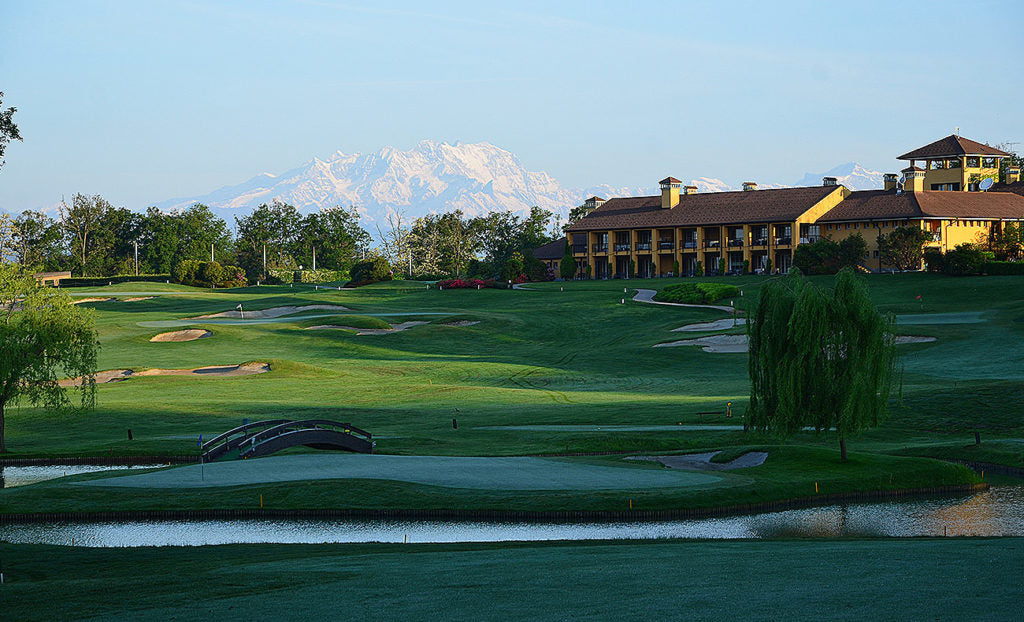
[156,141,604,224]
[794,162,883,191]
[150,140,884,226]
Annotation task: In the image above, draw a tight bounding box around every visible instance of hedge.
[982,261,1024,275]
[59,274,172,288]
[653,282,740,304]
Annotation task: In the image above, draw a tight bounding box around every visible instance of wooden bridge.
[201,419,374,462]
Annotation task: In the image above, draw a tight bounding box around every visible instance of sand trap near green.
[476,425,743,432]
[76,454,722,490]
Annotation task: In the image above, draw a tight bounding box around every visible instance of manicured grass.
[2,273,1022,514]
[2,538,1023,621]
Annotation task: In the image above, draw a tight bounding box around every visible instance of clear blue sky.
[1,0,1022,212]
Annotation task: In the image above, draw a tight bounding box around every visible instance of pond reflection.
[1,487,1021,547]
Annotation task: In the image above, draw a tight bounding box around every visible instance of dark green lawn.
[2,538,1022,621]
[2,273,1021,513]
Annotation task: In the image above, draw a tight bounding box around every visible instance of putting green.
[896,312,986,324]
[76,454,722,490]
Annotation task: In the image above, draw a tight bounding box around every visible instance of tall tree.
[13,211,65,270]
[59,194,111,276]
[877,226,933,271]
[0,91,22,171]
[0,263,98,452]
[748,268,897,460]
[297,206,369,273]
[375,210,411,276]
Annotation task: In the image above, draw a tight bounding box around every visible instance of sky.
[1,0,1022,213]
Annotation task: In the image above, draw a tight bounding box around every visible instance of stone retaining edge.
[0,482,988,525]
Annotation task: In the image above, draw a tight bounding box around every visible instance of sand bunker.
[629,451,768,471]
[654,334,749,353]
[306,321,428,335]
[672,319,747,332]
[120,296,154,302]
[443,320,480,327]
[135,362,270,377]
[195,304,350,319]
[58,369,133,387]
[149,329,212,342]
[71,297,114,305]
[59,362,269,387]
[656,334,935,353]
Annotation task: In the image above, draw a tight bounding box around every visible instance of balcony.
[592,244,608,254]
[752,237,768,246]
[683,241,698,249]
[572,244,587,254]
[704,240,721,249]
[929,232,942,242]
[636,242,652,251]
[613,243,632,252]
[728,239,744,248]
[798,236,820,244]
[658,241,674,251]
[774,237,792,246]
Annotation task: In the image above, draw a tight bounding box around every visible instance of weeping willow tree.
[747,267,896,460]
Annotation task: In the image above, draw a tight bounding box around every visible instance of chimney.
[660,177,681,209]
[883,173,898,191]
[1008,166,1022,184]
[902,166,925,193]
[823,176,838,187]
[683,185,698,195]
[583,196,606,212]
[742,181,757,192]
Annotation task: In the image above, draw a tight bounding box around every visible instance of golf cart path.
[633,289,735,312]
[76,453,722,490]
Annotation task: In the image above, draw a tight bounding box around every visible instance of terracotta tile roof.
[659,177,682,184]
[990,181,1024,197]
[898,135,1011,160]
[818,190,1024,222]
[586,196,605,202]
[566,186,838,231]
[533,237,567,260]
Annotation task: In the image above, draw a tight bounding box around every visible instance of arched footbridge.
[201,419,374,461]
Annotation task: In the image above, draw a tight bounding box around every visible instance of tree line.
[2,193,562,283]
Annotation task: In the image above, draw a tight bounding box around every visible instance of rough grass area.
[653,281,740,304]
[2,539,1023,621]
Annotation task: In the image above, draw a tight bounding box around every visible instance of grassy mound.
[654,282,739,304]
[293,314,392,330]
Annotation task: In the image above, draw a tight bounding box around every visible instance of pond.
[2,487,1021,547]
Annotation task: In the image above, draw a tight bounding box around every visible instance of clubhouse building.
[557,135,1024,277]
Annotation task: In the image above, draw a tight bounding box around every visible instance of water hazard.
[0,465,163,489]
[2,487,1022,547]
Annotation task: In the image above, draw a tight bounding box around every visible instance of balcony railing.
[592,244,608,253]
[774,237,792,245]
[683,241,698,249]
[798,236,820,244]
[704,240,721,248]
[614,243,632,252]
[728,239,744,247]
[929,232,941,242]
[572,244,587,254]
[636,242,652,251]
[658,242,674,250]
[752,237,768,246]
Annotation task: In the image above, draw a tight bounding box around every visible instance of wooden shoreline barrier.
[0,482,989,525]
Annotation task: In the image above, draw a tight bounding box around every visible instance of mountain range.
[152,141,884,224]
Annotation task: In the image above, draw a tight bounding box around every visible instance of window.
[853,223,859,229]
[983,157,998,168]
[873,250,879,258]
[947,158,961,169]
[931,160,945,170]
[845,223,850,229]
[966,156,980,168]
